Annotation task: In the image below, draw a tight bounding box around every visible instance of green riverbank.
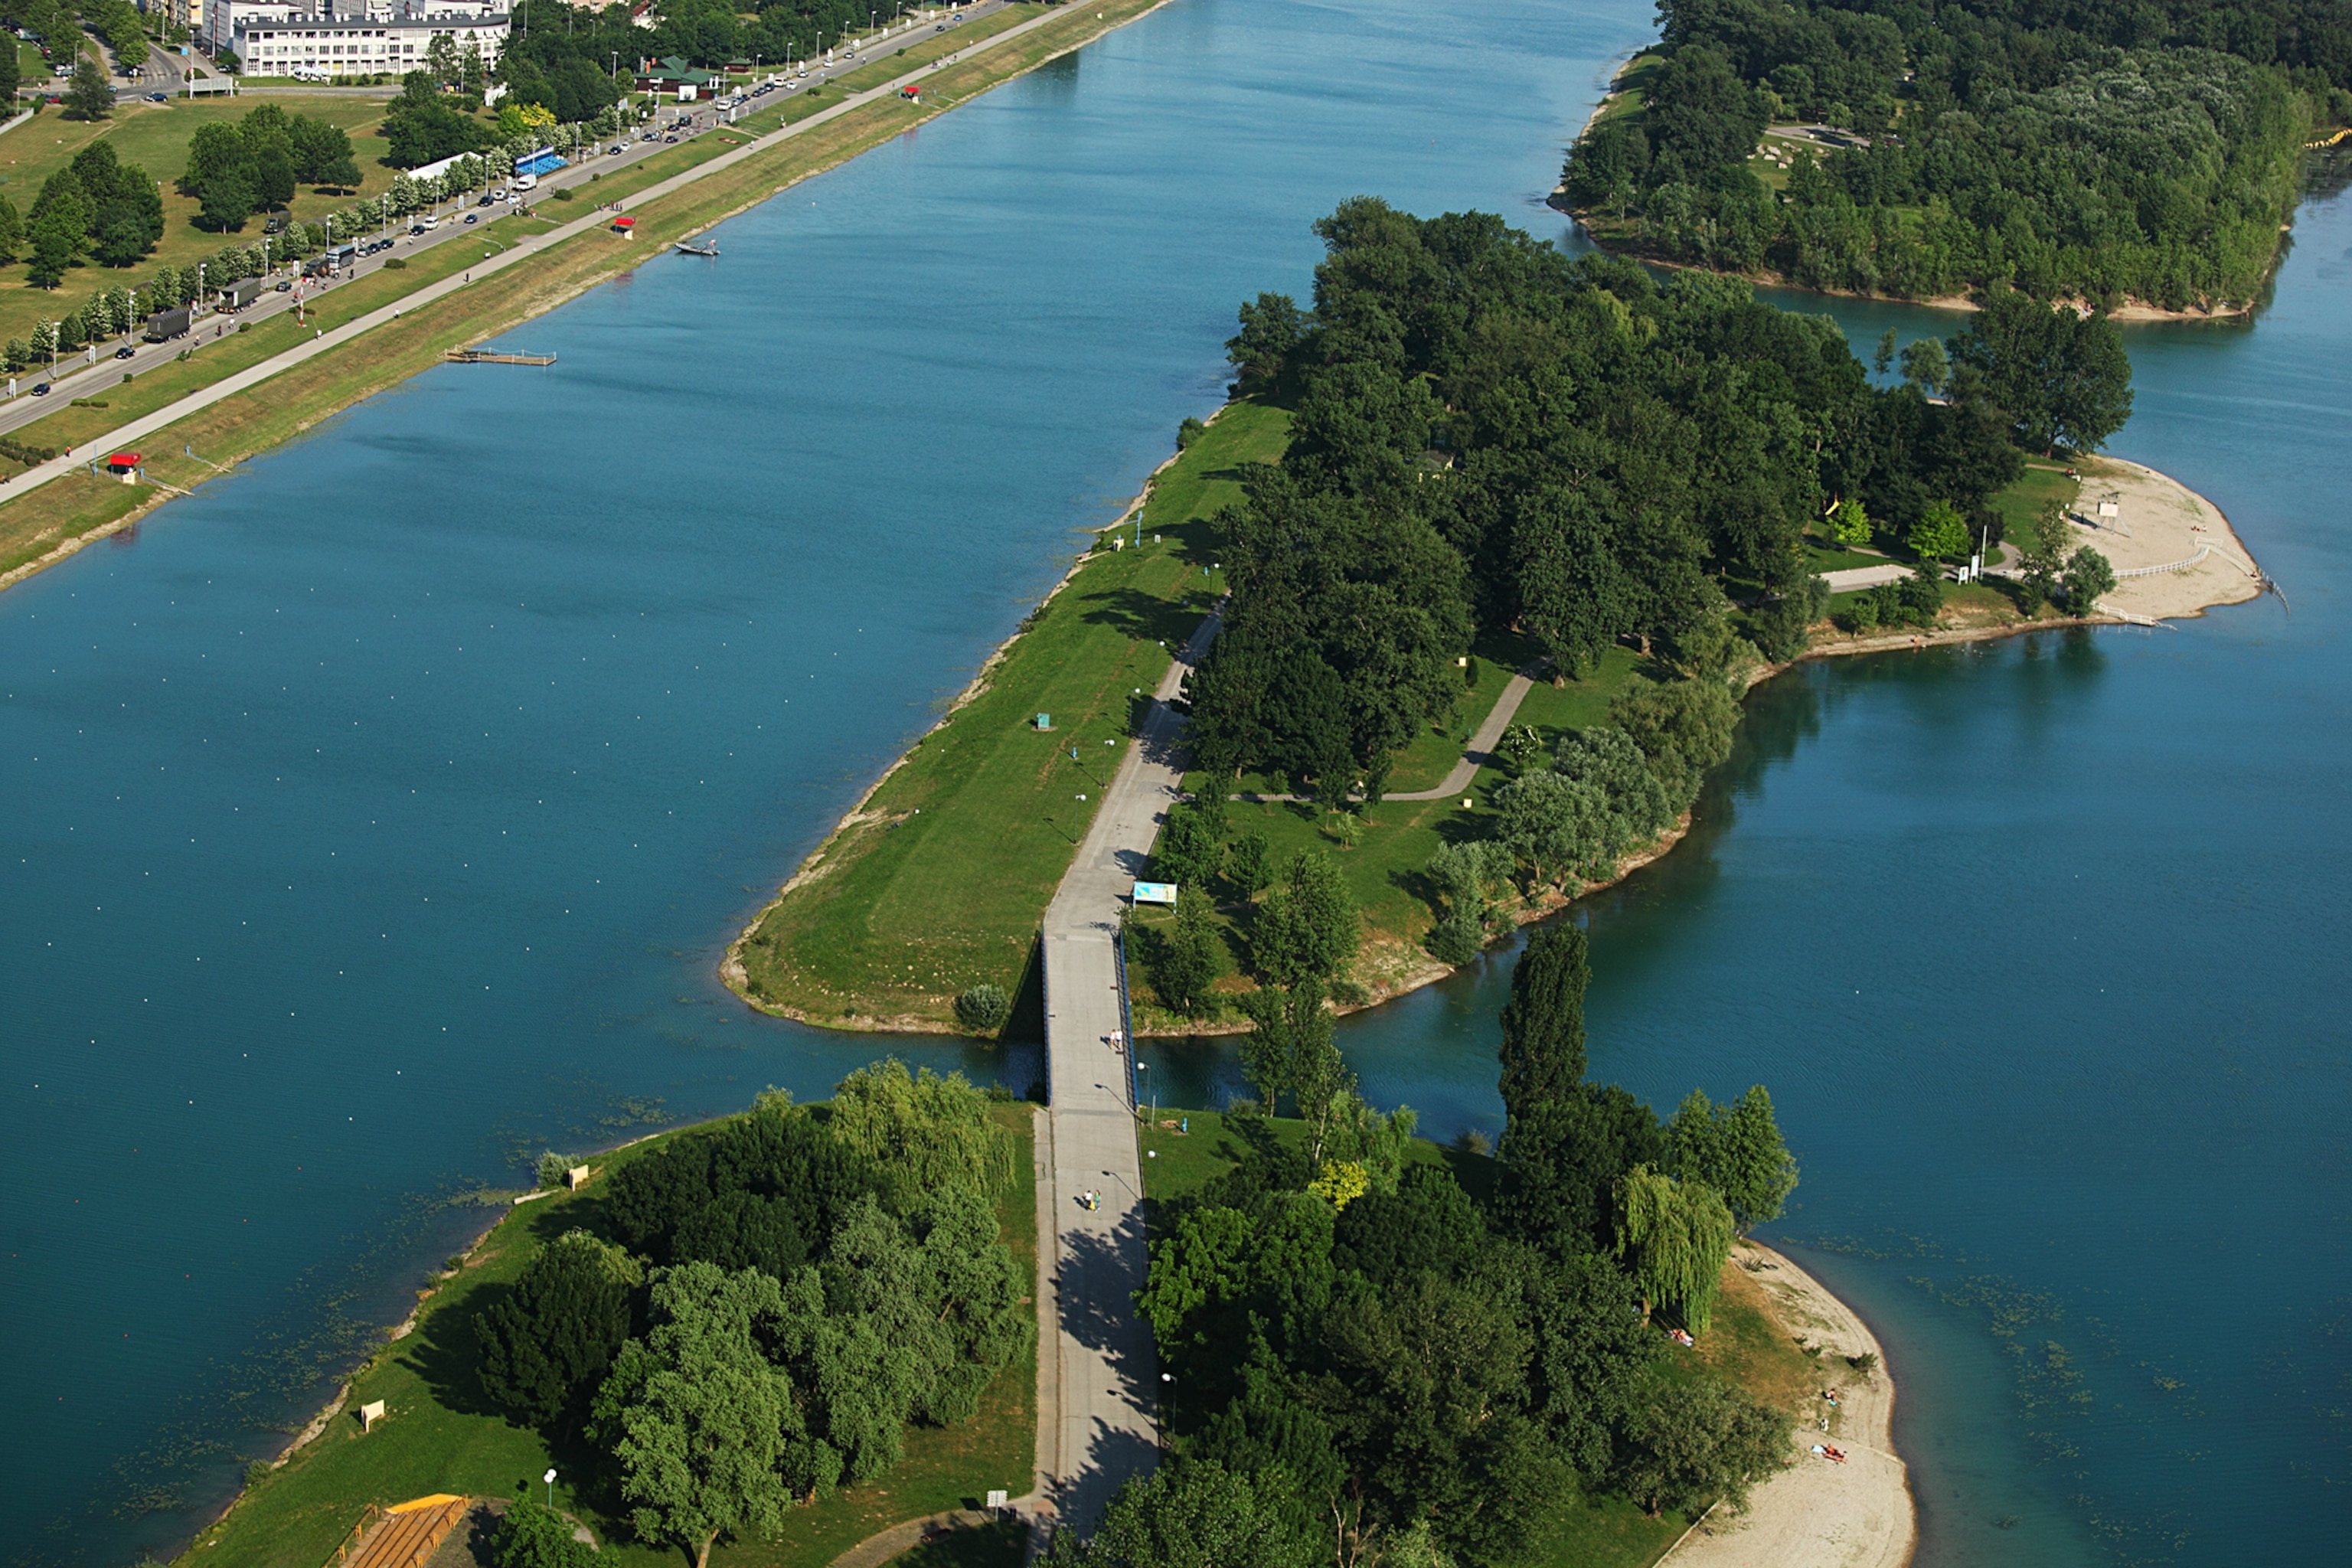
[0,0,1171,593]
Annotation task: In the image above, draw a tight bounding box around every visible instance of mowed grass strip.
[0,0,1171,586]
[732,400,1292,1031]
[197,1105,1039,1568]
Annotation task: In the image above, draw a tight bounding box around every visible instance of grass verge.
[727,398,1291,1034]
[0,0,1170,587]
[192,1103,1038,1568]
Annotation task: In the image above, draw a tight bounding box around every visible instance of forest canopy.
[1562,0,2345,309]
[1184,199,2049,803]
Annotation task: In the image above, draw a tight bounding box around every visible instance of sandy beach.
[2068,455,2266,621]
[1662,1240,1915,1568]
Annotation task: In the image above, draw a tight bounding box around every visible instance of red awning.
[108,452,140,467]
[613,217,636,229]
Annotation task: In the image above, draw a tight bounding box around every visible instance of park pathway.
[1032,605,1222,1539]
[1227,658,1546,806]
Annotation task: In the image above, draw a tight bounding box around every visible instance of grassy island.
[1561,0,2348,315]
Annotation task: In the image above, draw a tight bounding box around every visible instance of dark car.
[462,213,477,224]
[31,382,51,396]
[275,279,292,292]
[113,345,135,359]
[146,91,168,103]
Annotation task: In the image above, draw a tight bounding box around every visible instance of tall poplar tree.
[1498,924,1589,1123]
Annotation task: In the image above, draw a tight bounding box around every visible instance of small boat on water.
[675,240,720,257]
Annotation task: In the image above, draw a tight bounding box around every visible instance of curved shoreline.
[1664,1240,1915,1568]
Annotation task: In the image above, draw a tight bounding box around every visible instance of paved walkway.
[1033,606,1222,1537]
[1227,658,1545,805]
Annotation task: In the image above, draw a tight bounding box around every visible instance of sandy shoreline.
[1664,1240,1915,1568]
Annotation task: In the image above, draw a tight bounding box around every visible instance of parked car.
[146,90,167,102]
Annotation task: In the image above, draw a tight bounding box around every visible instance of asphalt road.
[0,1,1011,440]
[1035,601,1217,1535]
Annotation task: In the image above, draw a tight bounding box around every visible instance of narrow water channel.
[3,1,2346,1563]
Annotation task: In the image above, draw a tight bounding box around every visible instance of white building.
[226,8,510,77]
[202,0,300,54]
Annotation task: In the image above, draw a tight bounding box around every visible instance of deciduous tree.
[592,1263,799,1568]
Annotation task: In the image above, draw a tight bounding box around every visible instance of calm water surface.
[0,0,1638,1558]
[4,0,2346,1563]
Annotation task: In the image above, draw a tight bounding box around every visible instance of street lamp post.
[542,1468,556,1508]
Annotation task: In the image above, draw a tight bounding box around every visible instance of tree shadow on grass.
[404,1277,511,1420]
[894,1516,1031,1568]
[1077,586,1204,645]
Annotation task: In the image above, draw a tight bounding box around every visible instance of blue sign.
[1131,881,1178,906]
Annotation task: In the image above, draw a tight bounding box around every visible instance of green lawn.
[1992,462,2080,554]
[194,1103,1038,1568]
[732,398,1290,1032]
[0,94,399,347]
[1132,645,1655,1018]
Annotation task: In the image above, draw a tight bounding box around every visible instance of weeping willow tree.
[1614,1165,1736,1333]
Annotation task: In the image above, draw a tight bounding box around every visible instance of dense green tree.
[591,1263,801,1568]
[474,1230,642,1430]
[1227,831,1272,896]
[106,10,147,74]
[2063,545,2118,611]
[827,1058,1014,1202]
[65,55,111,121]
[1614,1375,1795,1521]
[1645,42,1766,177]
[1608,677,1739,813]
[1046,1459,1319,1568]
[1315,1268,1566,1563]
[1667,1086,1798,1233]
[1250,850,1358,988]
[1500,1084,1666,1257]
[1225,291,1304,389]
[1148,885,1224,1019]
[1148,802,1222,888]
[2020,500,2073,612]
[1423,839,1507,965]
[27,203,80,288]
[489,1498,596,1568]
[1906,499,1971,562]
[1570,3,2317,312]
[1952,291,2136,456]
[1614,1166,1736,1331]
[1497,924,1589,1121]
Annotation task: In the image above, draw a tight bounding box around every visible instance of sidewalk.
[1034,605,1219,1535]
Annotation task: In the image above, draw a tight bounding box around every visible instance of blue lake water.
[1,0,2345,1562]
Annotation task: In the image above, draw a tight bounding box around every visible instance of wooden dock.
[446,348,556,366]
